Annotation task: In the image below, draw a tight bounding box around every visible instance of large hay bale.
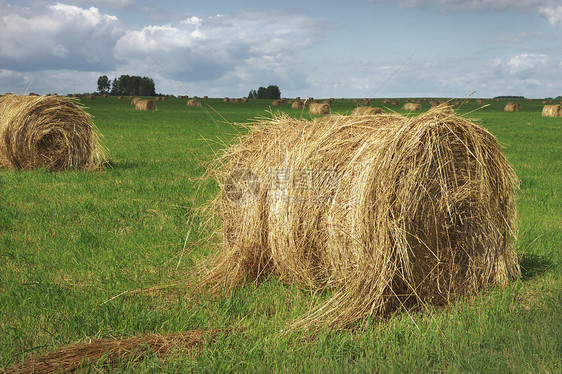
[351,106,384,116]
[187,99,201,107]
[541,105,562,117]
[0,95,105,170]
[291,101,304,109]
[202,106,519,327]
[309,103,331,115]
[402,102,421,111]
[135,99,157,111]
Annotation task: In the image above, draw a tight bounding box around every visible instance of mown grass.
[0,96,560,372]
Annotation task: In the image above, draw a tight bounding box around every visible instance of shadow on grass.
[519,253,554,280]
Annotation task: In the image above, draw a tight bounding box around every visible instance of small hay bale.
[291,101,304,109]
[542,105,562,117]
[135,99,157,111]
[0,95,105,170]
[130,97,141,106]
[187,99,202,107]
[201,105,519,328]
[272,100,283,106]
[308,103,330,115]
[86,95,95,100]
[351,106,384,116]
[504,103,519,112]
[402,102,421,111]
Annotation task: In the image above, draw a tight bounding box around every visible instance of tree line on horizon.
[97,75,156,96]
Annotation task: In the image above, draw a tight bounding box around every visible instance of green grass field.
[1,97,560,372]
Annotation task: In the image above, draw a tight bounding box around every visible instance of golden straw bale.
[504,103,519,112]
[130,97,141,106]
[135,99,157,111]
[272,100,283,106]
[308,103,331,115]
[0,95,105,170]
[201,105,519,328]
[542,105,562,117]
[291,101,304,109]
[351,106,384,116]
[187,99,202,107]
[402,102,421,111]
[86,95,95,100]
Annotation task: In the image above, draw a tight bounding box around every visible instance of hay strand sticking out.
[308,103,331,115]
[201,105,520,328]
[135,99,157,111]
[351,106,384,116]
[542,105,562,117]
[0,95,105,170]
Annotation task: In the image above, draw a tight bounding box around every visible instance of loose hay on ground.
[200,105,520,328]
[0,95,105,170]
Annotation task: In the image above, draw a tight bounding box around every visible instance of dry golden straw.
[0,95,105,171]
[135,99,157,111]
[5,330,220,374]
[201,105,520,328]
[542,105,562,117]
[291,101,304,109]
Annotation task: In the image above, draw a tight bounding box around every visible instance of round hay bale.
[202,105,519,327]
[130,97,141,106]
[402,102,421,111]
[272,100,283,106]
[351,106,384,116]
[224,97,230,102]
[542,105,562,117]
[504,103,519,112]
[0,95,105,170]
[135,99,157,111]
[86,95,96,100]
[291,101,304,109]
[187,99,201,107]
[308,103,331,115]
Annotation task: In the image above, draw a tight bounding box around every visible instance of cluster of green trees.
[248,85,281,99]
[97,75,156,96]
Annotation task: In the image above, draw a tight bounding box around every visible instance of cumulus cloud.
[113,10,325,83]
[370,0,562,25]
[507,53,549,78]
[0,3,124,71]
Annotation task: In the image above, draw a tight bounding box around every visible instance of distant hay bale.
[87,95,96,100]
[542,105,562,117]
[402,103,421,111]
[0,95,105,170]
[130,97,141,106]
[309,103,331,115]
[272,100,283,106]
[504,103,519,112]
[135,99,157,111]
[201,106,519,328]
[118,96,124,100]
[291,101,304,109]
[187,99,202,107]
[224,97,230,102]
[351,106,384,116]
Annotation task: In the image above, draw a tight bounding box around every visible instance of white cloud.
[370,0,562,25]
[0,3,124,71]
[113,10,325,84]
[507,53,549,77]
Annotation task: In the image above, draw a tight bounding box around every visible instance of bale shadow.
[519,253,554,280]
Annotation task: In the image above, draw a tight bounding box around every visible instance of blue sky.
[1,0,561,98]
